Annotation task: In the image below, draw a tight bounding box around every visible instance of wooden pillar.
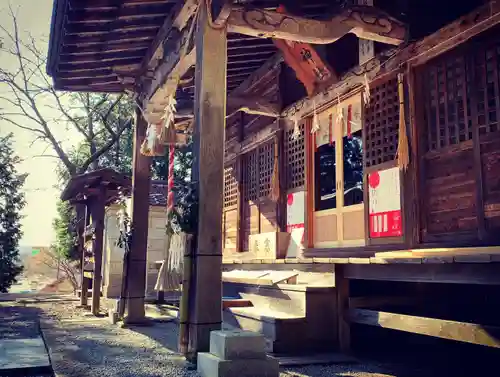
[90,194,105,316]
[125,106,152,323]
[78,203,90,308]
[335,264,351,352]
[189,1,227,355]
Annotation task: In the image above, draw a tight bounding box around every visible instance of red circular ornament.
[287,194,294,206]
[368,172,381,189]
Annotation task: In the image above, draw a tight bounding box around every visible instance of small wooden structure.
[48,0,500,358]
[61,168,131,315]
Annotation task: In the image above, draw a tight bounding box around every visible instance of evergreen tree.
[0,134,25,292]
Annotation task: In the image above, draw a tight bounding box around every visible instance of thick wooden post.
[189,2,227,355]
[78,204,90,308]
[91,194,105,316]
[335,264,351,352]
[125,106,152,323]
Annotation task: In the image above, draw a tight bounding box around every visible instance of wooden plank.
[349,309,500,348]
[188,1,227,354]
[345,263,500,285]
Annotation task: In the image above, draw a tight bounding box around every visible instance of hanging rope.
[396,73,410,171]
[269,135,280,202]
[205,0,229,30]
[167,145,175,217]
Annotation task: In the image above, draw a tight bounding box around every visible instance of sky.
[0,0,80,247]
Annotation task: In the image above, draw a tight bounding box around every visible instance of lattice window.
[472,44,500,137]
[243,149,259,202]
[421,53,473,152]
[259,141,275,197]
[285,122,305,189]
[365,77,399,167]
[224,163,238,209]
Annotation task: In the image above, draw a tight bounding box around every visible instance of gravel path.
[21,296,427,377]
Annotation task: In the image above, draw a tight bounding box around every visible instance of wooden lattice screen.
[365,76,400,167]
[243,149,259,202]
[243,141,275,200]
[259,142,275,197]
[224,162,238,209]
[422,54,473,152]
[417,28,500,240]
[285,122,306,189]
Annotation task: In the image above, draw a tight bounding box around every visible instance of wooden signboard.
[286,191,305,257]
[368,167,402,238]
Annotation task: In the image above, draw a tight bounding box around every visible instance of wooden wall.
[415,26,500,245]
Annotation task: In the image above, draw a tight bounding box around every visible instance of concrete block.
[197,352,279,377]
[210,330,266,360]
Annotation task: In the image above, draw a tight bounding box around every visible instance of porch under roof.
[46,0,362,97]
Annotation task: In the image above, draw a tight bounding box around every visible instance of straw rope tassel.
[397,73,409,171]
[269,136,280,202]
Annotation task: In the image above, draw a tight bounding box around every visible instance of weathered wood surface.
[188,2,227,354]
[344,263,500,285]
[90,195,105,316]
[225,5,406,45]
[349,308,500,348]
[335,264,350,352]
[125,107,151,323]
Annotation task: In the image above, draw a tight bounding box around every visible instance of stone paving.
[0,300,53,376]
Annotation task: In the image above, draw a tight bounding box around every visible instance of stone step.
[223,307,305,353]
[223,285,307,316]
[197,352,279,377]
[210,330,266,360]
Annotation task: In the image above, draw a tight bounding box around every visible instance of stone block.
[210,330,266,360]
[197,352,279,377]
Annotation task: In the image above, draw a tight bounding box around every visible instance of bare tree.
[40,247,79,293]
[0,7,132,177]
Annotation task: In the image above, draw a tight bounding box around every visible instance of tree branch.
[78,118,132,174]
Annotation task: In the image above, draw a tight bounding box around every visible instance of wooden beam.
[227,96,280,118]
[188,1,227,355]
[63,30,156,46]
[124,106,151,324]
[63,17,163,35]
[349,309,500,348]
[61,42,151,55]
[66,4,171,23]
[225,5,406,46]
[344,263,500,285]
[140,0,198,74]
[230,53,283,96]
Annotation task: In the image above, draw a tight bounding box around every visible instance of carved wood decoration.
[225,5,407,46]
[365,75,400,167]
[285,121,306,190]
[271,5,337,97]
